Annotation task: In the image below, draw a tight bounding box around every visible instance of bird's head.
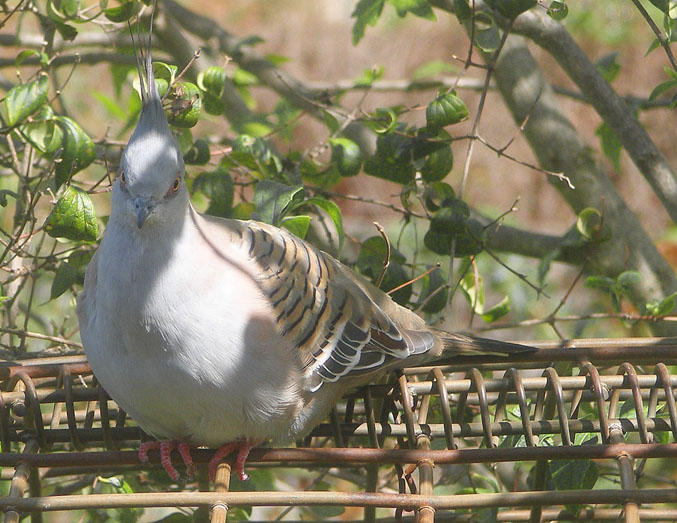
[114,25,186,230]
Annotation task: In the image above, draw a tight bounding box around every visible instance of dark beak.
[134,196,155,228]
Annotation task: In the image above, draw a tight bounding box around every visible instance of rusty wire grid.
[2,338,677,522]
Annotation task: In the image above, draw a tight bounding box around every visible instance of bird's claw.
[138,440,196,480]
[208,440,257,482]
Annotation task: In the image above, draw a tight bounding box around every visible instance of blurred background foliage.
[0,0,676,520]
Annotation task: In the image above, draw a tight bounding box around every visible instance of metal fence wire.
[2,338,677,522]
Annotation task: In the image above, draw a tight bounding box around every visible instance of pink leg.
[138,440,196,480]
[234,440,257,481]
[138,440,162,463]
[159,441,180,480]
[208,442,238,482]
[208,440,259,482]
[178,442,197,477]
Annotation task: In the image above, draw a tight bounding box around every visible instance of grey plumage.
[76,18,532,480]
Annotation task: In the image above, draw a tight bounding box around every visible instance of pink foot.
[208,440,258,482]
[138,440,196,480]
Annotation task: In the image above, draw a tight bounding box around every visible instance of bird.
[76,24,534,483]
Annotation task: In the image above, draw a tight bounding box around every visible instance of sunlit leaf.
[45,185,99,242]
[254,180,304,226]
[330,138,363,176]
[351,0,386,44]
[426,91,469,130]
[55,116,96,188]
[5,75,49,127]
[281,215,311,239]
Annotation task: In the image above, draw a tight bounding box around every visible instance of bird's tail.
[438,332,536,357]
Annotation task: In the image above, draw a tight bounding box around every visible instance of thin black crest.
[129,0,159,105]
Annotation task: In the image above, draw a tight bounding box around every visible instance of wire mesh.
[2,338,677,522]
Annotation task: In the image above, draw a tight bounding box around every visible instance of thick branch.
[431,1,677,224]
[480,220,586,265]
[161,0,374,152]
[490,35,677,334]
[511,9,677,224]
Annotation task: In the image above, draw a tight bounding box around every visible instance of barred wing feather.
[236,221,435,390]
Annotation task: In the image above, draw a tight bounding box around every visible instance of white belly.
[80,225,308,445]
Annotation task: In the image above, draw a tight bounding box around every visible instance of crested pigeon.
[76,25,533,482]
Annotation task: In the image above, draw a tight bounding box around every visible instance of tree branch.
[510,9,677,224]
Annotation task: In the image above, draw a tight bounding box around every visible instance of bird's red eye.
[172,176,181,192]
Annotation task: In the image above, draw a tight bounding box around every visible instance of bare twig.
[373,222,391,288]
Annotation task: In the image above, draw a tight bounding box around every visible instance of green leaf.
[152,61,178,83]
[423,182,456,211]
[232,68,259,87]
[254,180,304,226]
[166,82,202,128]
[231,134,282,176]
[44,185,99,242]
[265,53,291,66]
[471,12,501,52]
[595,122,622,171]
[192,167,234,218]
[649,71,677,101]
[455,219,485,257]
[198,66,227,97]
[363,153,414,184]
[351,0,386,44]
[47,0,68,22]
[50,262,79,300]
[354,65,385,87]
[550,458,599,514]
[424,201,479,257]
[454,0,472,20]
[55,22,78,41]
[202,92,227,115]
[322,111,340,134]
[104,1,138,22]
[357,235,406,277]
[183,138,211,165]
[175,128,193,156]
[583,275,615,293]
[366,106,399,134]
[429,202,470,235]
[20,118,63,154]
[412,60,457,80]
[576,207,604,241]
[67,248,93,269]
[460,266,485,314]
[481,295,511,322]
[54,116,96,188]
[304,196,345,252]
[387,0,435,20]
[546,0,568,20]
[426,91,469,130]
[656,291,677,315]
[616,270,641,294]
[595,52,621,83]
[418,266,448,313]
[5,75,49,127]
[421,142,453,182]
[281,215,311,239]
[14,49,49,69]
[383,262,413,305]
[59,0,79,18]
[485,0,537,19]
[329,138,363,176]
